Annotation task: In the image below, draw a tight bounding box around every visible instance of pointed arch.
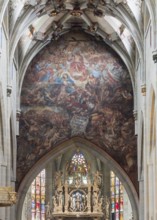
[16,137,139,220]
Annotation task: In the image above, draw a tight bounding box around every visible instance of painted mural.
[18,33,137,187]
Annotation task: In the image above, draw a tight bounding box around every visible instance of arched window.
[31,169,46,220]
[66,150,89,185]
[110,171,124,220]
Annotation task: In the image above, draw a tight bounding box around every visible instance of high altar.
[46,170,110,220]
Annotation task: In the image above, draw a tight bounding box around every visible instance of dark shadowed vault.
[17,32,137,191]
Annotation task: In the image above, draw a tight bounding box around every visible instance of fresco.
[17,33,137,188]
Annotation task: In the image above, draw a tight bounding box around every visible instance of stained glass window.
[67,149,89,184]
[31,169,46,220]
[110,171,123,220]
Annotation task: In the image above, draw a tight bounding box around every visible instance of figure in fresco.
[61,73,75,94]
[69,51,87,81]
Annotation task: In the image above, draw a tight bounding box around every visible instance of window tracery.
[110,171,124,220]
[66,150,89,185]
[31,169,46,220]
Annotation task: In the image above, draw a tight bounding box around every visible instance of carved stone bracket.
[88,23,98,33]
[7,85,12,97]
[133,110,138,121]
[33,21,63,41]
[152,50,157,63]
[0,187,17,207]
[16,109,21,121]
[71,10,83,17]
[141,84,146,96]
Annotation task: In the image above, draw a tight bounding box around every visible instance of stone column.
[103,165,110,199]
[64,181,68,212]
[45,161,55,209]
[0,165,7,219]
[102,165,110,219]
[139,175,144,220]
[87,180,91,212]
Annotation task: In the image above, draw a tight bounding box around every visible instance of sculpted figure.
[55,171,62,189]
[105,196,110,219]
[98,197,103,212]
[58,191,63,207]
[52,195,58,212]
[93,171,102,187]
[45,202,51,217]
[93,191,99,209]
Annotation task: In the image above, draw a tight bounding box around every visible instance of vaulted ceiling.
[9,0,143,95]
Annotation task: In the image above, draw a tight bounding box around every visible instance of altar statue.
[93,171,102,187]
[105,196,110,219]
[45,202,51,217]
[54,171,63,189]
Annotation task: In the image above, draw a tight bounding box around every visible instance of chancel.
[0,0,157,220]
[22,148,133,220]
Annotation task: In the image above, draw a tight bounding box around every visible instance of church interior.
[0,0,156,220]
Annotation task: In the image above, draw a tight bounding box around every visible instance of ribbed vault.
[8,0,143,99]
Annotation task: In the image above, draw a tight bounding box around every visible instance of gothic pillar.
[45,161,55,208]
[139,179,144,220]
[87,182,91,212]
[103,165,110,198]
[64,181,68,212]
